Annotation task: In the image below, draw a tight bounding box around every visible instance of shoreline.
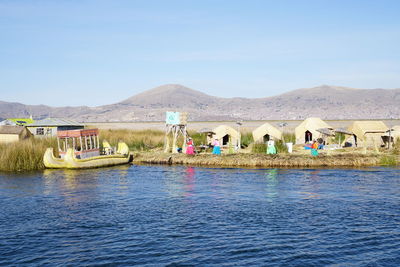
[133,152,399,168]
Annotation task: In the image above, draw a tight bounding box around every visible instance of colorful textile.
[267,145,277,154]
[212,146,221,155]
[311,149,318,156]
[186,145,195,155]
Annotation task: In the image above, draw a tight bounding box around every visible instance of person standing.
[186,138,195,155]
[212,138,221,155]
[267,139,277,154]
[311,140,319,156]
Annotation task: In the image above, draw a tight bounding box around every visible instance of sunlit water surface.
[0,165,399,266]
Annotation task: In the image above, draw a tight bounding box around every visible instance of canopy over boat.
[57,128,100,159]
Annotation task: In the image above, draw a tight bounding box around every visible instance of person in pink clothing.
[186,138,195,155]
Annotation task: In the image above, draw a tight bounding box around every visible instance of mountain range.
[1,84,399,122]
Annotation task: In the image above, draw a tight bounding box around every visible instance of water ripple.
[0,166,399,266]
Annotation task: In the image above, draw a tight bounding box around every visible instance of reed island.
[0,126,398,172]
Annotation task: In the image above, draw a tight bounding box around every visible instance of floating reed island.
[0,128,399,172]
[133,150,399,168]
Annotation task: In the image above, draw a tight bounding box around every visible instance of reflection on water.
[1,166,399,266]
[164,166,196,198]
[265,168,279,200]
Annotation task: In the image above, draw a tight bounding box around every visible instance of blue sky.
[1,0,400,106]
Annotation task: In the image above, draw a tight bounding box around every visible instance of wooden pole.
[84,136,88,151]
[164,125,171,153]
[88,135,93,150]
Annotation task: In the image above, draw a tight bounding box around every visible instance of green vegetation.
[252,143,267,153]
[187,131,205,146]
[240,132,253,148]
[251,133,295,154]
[99,129,164,151]
[380,155,398,166]
[281,133,296,144]
[392,138,400,155]
[0,138,58,172]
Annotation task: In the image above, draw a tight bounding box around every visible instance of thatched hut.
[213,125,240,147]
[252,123,282,143]
[0,126,32,143]
[295,117,333,144]
[348,121,388,148]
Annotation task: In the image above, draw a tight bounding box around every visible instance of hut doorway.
[353,134,358,147]
[222,134,230,146]
[263,134,270,143]
[305,131,312,143]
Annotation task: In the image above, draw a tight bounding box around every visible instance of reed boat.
[43,128,132,169]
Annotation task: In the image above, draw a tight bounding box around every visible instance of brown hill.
[0,84,399,121]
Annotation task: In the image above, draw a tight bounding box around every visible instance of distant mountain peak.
[119,84,214,106]
[1,84,399,121]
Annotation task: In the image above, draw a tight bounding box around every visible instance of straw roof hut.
[295,117,333,144]
[252,123,282,143]
[348,121,388,148]
[213,125,240,147]
[0,126,32,143]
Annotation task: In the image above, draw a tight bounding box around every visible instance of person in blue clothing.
[311,140,319,156]
[212,138,221,155]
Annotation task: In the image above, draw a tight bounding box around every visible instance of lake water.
[0,165,399,266]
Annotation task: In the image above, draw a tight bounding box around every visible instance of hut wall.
[360,133,385,148]
[27,126,58,137]
[0,134,19,143]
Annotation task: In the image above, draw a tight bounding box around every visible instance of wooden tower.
[164,112,188,153]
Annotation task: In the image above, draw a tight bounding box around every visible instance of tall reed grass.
[99,129,164,151]
[0,138,58,172]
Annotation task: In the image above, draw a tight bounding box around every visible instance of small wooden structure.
[252,123,282,143]
[27,118,84,137]
[295,117,333,144]
[198,128,215,146]
[348,121,388,148]
[57,128,100,159]
[0,126,32,143]
[334,128,354,147]
[164,112,188,153]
